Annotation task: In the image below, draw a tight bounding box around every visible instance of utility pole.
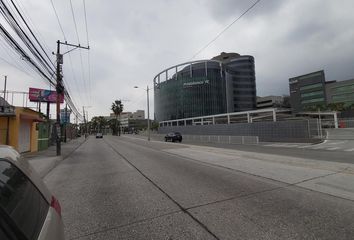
[146,85,150,141]
[64,103,68,143]
[82,106,86,137]
[55,40,62,156]
[3,75,7,100]
[55,40,89,156]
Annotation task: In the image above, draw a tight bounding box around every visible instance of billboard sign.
[29,88,64,103]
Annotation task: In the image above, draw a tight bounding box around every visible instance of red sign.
[29,88,64,103]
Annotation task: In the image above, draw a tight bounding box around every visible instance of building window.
[299,83,323,91]
[301,97,325,104]
[332,93,354,101]
[300,91,324,98]
[332,84,354,94]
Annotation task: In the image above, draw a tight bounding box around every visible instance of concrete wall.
[0,117,9,144]
[30,122,38,152]
[158,120,316,143]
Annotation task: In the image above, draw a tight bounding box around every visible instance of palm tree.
[91,116,108,133]
[111,100,123,135]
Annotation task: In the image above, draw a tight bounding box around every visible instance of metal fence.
[182,135,259,145]
[338,118,354,128]
[139,132,259,145]
[158,119,323,143]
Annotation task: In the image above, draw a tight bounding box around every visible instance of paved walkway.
[264,128,354,151]
[23,136,87,178]
[263,140,354,152]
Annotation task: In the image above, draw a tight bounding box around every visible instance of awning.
[20,114,46,122]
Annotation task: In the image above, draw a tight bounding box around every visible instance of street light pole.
[82,106,91,138]
[146,85,150,141]
[134,86,151,141]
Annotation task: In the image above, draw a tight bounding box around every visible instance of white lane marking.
[288,144,301,148]
[297,145,313,148]
[344,148,354,152]
[326,141,346,145]
[311,145,327,148]
[265,144,286,147]
[327,147,340,151]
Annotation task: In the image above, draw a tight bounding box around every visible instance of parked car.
[0,145,65,240]
[96,133,103,138]
[165,132,182,142]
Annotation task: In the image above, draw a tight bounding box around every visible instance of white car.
[0,145,65,240]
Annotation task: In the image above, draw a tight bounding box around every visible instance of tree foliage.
[91,116,107,132]
[111,100,124,135]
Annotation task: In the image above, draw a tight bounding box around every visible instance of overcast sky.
[1,0,354,120]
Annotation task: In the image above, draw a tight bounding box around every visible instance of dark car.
[165,132,182,142]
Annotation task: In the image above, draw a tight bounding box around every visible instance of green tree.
[151,121,159,131]
[91,116,107,133]
[347,103,354,110]
[108,118,119,135]
[327,102,346,111]
[304,103,327,112]
[111,100,124,136]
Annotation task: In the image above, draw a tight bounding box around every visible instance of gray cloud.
[1,0,354,118]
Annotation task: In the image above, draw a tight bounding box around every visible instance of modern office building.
[289,70,327,112]
[119,110,146,131]
[257,95,290,109]
[154,52,256,121]
[325,78,354,107]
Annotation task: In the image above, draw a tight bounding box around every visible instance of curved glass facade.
[154,55,256,121]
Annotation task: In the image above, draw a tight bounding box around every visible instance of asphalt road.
[44,135,354,240]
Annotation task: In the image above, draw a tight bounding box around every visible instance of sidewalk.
[23,137,86,178]
[162,144,354,201]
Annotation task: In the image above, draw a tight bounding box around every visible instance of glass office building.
[326,78,354,106]
[154,52,256,121]
[289,70,327,112]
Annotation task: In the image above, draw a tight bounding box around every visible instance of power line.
[0,22,55,85]
[0,37,35,76]
[82,0,89,46]
[14,0,53,58]
[69,0,80,44]
[50,0,85,108]
[0,0,55,76]
[0,0,82,119]
[78,48,89,104]
[82,0,92,103]
[9,0,55,69]
[67,0,91,105]
[87,50,92,104]
[190,0,262,60]
[50,0,67,40]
